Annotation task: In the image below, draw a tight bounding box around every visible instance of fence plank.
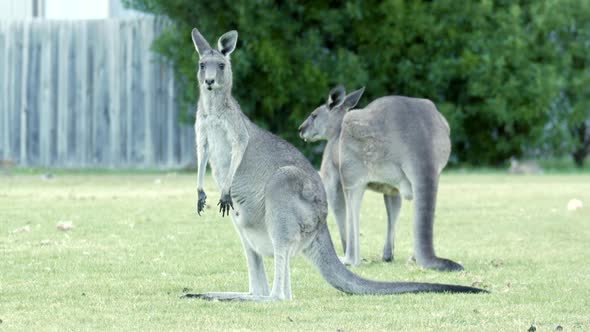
[0,18,196,168]
[39,22,52,166]
[75,20,88,166]
[20,22,29,165]
[3,22,13,160]
[0,22,8,160]
[56,21,69,165]
[141,19,154,166]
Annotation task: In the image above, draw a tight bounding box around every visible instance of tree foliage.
[530,0,590,166]
[124,0,589,166]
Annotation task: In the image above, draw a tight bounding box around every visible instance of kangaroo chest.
[203,115,233,188]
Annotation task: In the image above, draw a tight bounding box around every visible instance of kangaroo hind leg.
[326,179,347,254]
[342,186,365,266]
[382,193,401,262]
[181,216,275,302]
[263,165,325,300]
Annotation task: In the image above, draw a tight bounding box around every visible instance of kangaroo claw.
[217,193,234,217]
[197,189,207,215]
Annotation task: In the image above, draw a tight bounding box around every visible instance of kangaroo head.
[299,86,365,142]
[191,28,238,93]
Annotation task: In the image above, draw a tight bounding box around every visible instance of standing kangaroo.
[184,28,483,302]
[299,86,462,271]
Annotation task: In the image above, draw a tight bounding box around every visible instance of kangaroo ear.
[342,87,365,110]
[218,30,238,56]
[327,85,346,109]
[192,28,211,56]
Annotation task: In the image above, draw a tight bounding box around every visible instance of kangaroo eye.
[218,63,225,70]
[199,63,205,70]
[311,114,317,119]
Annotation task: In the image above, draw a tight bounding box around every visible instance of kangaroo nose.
[205,79,215,86]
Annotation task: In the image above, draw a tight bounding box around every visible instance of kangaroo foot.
[339,255,360,267]
[382,246,394,262]
[181,292,279,302]
[382,252,394,262]
[417,256,463,271]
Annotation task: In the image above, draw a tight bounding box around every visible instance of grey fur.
[299,87,463,271]
[185,29,484,302]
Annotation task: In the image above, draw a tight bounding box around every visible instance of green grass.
[1,172,589,331]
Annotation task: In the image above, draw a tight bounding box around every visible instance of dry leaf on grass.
[12,225,31,234]
[56,221,74,231]
[567,199,583,211]
[40,173,54,180]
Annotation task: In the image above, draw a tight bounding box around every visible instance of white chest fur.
[199,93,234,189]
[202,119,232,192]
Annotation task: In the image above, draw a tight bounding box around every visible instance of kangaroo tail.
[303,223,487,295]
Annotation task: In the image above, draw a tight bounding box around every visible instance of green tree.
[531,0,590,166]
[124,0,585,166]
[346,0,561,165]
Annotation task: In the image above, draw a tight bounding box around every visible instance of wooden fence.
[0,17,195,168]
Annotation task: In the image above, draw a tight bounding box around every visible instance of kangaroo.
[183,28,484,302]
[299,86,463,271]
[508,157,543,175]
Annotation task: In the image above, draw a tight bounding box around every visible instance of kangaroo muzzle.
[298,123,309,141]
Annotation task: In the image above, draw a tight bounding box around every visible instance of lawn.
[1,171,589,331]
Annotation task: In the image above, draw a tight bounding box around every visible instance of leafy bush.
[530,0,590,166]
[124,0,589,166]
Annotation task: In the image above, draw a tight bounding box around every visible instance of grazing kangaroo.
[508,157,543,175]
[184,28,484,302]
[299,86,463,271]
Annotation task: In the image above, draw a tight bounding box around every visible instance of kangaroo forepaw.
[217,193,234,217]
[197,189,207,215]
[382,252,394,262]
